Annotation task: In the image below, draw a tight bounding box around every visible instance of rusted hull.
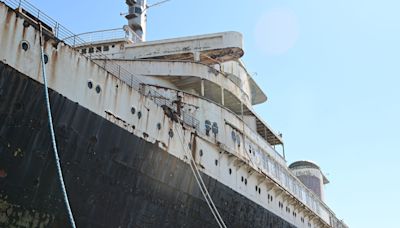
[0,61,295,227]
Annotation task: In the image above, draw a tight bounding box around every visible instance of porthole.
[241,176,244,182]
[211,122,218,135]
[131,107,136,114]
[168,129,174,138]
[258,188,261,194]
[157,123,161,130]
[244,179,247,185]
[137,111,142,119]
[188,143,192,149]
[255,186,258,191]
[21,40,29,51]
[231,131,236,142]
[87,81,93,89]
[199,149,203,157]
[43,54,49,64]
[229,168,232,175]
[95,85,101,93]
[215,159,218,166]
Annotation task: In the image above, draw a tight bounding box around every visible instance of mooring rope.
[174,124,227,228]
[39,24,77,228]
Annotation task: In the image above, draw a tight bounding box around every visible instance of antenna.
[145,0,171,11]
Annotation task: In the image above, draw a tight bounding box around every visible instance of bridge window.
[135,7,142,14]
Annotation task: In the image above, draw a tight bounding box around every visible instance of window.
[103,45,109,51]
[81,48,87,54]
[134,7,142,14]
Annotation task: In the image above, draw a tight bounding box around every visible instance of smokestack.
[125,0,147,41]
[289,161,329,201]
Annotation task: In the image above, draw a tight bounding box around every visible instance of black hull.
[0,62,296,228]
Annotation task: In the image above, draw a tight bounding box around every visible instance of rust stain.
[0,169,7,178]
[48,45,59,84]
[5,8,12,24]
[21,20,28,38]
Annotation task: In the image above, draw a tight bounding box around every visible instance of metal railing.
[1,0,199,130]
[2,0,80,45]
[64,26,142,46]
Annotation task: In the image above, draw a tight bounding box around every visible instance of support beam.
[257,176,267,185]
[221,88,225,105]
[200,79,205,96]
[275,188,283,198]
[266,182,275,192]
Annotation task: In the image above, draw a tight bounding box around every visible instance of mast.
[125,0,147,41]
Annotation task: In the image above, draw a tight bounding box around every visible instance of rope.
[174,124,227,228]
[39,24,77,228]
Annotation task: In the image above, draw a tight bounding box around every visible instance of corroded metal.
[0,62,296,228]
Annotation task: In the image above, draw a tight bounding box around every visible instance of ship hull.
[0,61,295,227]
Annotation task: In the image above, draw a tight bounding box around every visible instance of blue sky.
[28,0,400,227]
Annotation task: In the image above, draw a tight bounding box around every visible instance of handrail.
[1,1,346,227]
[2,0,199,131]
[65,26,143,46]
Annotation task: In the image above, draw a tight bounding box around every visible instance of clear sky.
[27,0,400,227]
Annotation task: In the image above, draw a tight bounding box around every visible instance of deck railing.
[1,1,346,227]
[1,0,199,131]
[64,26,143,46]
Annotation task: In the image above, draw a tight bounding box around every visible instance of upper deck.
[73,30,283,147]
[0,1,347,227]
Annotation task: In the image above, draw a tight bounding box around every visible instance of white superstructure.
[0,0,347,227]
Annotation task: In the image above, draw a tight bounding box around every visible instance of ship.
[0,0,348,227]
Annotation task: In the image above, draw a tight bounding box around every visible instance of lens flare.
[255,8,299,55]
